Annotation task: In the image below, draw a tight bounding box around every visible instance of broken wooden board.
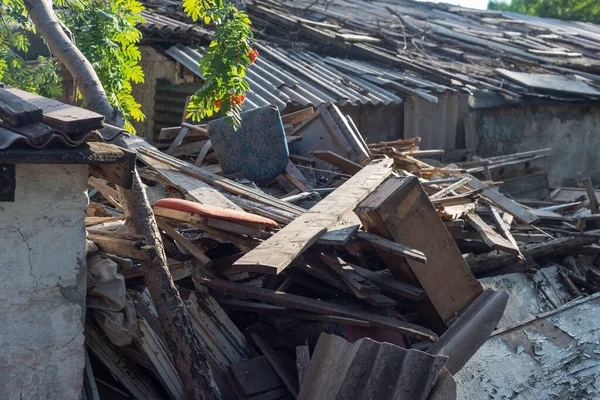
[284,160,313,192]
[355,176,483,327]
[85,323,163,400]
[156,218,213,268]
[311,150,363,175]
[464,212,520,255]
[185,292,254,377]
[296,344,310,391]
[6,87,104,134]
[127,137,242,211]
[136,318,184,400]
[233,159,394,275]
[252,334,299,398]
[230,356,285,398]
[133,141,306,217]
[355,231,426,264]
[0,87,43,126]
[200,277,438,342]
[219,299,370,327]
[350,264,426,301]
[466,175,539,224]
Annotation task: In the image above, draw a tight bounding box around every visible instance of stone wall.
[0,164,89,399]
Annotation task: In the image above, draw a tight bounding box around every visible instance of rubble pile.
[2,86,599,399]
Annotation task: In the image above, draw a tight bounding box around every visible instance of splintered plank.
[252,334,299,398]
[201,277,438,342]
[466,175,539,224]
[320,251,380,295]
[233,159,394,274]
[128,137,242,211]
[6,87,104,133]
[355,231,426,264]
[0,88,43,126]
[464,212,520,255]
[311,150,363,175]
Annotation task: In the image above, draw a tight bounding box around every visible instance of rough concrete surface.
[0,164,88,399]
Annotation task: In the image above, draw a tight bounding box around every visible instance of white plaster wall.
[0,164,89,399]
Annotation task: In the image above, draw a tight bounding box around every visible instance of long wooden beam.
[232,159,394,274]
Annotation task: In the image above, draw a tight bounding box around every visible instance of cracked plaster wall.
[0,164,89,399]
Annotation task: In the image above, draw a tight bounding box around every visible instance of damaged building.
[1,0,600,399]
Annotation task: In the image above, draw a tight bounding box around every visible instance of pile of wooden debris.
[83,103,600,399]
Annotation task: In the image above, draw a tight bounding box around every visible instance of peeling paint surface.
[455,294,600,399]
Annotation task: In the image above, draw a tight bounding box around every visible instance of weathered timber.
[466,175,539,224]
[0,87,43,126]
[233,159,394,274]
[6,87,104,133]
[311,150,363,175]
[200,277,438,342]
[355,231,426,263]
[252,334,299,398]
[464,212,519,255]
[355,176,483,326]
[467,235,599,275]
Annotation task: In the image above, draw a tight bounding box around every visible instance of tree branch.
[23,0,118,123]
[23,0,221,397]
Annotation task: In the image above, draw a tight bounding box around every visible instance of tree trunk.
[119,168,221,400]
[23,1,221,398]
[23,0,119,123]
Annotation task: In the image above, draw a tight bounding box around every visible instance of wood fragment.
[284,160,313,192]
[156,218,213,268]
[467,234,599,275]
[167,126,190,155]
[200,277,438,342]
[311,150,363,175]
[465,175,539,224]
[0,87,43,126]
[429,176,472,200]
[320,251,380,295]
[252,334,299,398]
[195,139,213,167]
[233,159,394,275]
[355,231,427,264]
[464,212,520,255]
[296,344,310,390]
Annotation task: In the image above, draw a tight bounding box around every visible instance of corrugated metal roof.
[165,43,416,110]
[298,333,449,400]
[138,11,212,40]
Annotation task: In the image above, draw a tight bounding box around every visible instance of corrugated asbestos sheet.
[298,333,448,400]
[138,11,212,41]
[247,0,600,103]
[164,43,406,111]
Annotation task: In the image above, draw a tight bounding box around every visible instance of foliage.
[183,0,255,130]
[0,0,146,133]
[488,0,600,24]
